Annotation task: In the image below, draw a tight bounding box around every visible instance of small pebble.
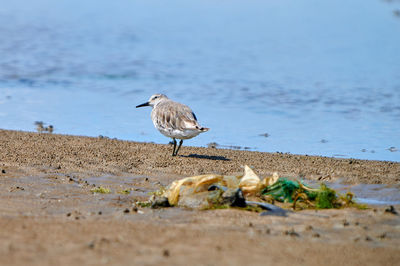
[98,211,102,215]
[1,169,6,174]
[123,208,130,214]
[312,233,320,238]
[305,225,313,231]
[249,222,253,227]
[378,233,387,239]
[284,229,299,237]
[343,220,350,226]
[265,228,271,234]
[163,249,170,257]
[365,236,372,242]
[66,213,71,217]
[88,242,95,249]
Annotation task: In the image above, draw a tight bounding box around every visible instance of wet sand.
[0,129,399,265]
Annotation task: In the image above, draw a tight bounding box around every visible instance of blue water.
[329,181,400,205]
[0,0,399,161]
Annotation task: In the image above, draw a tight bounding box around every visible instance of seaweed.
[315,184,337,209]
[261,178,363,210]
[136,201,152,208]
[90,186,111,194]
[118,189,131,195]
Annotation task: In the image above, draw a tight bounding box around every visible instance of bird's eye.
[154,96,158,99]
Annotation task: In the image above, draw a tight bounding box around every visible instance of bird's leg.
[172,138,177,156]
[174,139,183,156]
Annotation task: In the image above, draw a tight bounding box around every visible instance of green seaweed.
[118,189,131,195]
[90,186,111,194]
[261,177,364,210]
[315,184,337,209]
[148,186,167,197]
[136,201,152,208]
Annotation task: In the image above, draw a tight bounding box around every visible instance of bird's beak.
[136,102,150,108]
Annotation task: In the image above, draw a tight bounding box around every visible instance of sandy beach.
[0,129,399,265]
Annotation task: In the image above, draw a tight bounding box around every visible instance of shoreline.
[0,129,399,184]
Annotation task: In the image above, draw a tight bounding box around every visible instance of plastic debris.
[151,165,363,212]
[238,165,261,194]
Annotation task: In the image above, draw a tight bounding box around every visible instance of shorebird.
[34,121,54,134]
[136,94,209,156]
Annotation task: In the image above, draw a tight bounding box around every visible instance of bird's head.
[136,94,168,108]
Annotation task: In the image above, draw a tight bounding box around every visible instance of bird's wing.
[153,101,201,131]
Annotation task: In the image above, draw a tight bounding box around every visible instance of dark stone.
[385,205,398,215]
[284,229,299,237]
[151,197,170,208]
[163,249,170,257]
[222,188,246,207]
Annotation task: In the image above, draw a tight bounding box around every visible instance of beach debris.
[261,178,363,210]
[147,165,363,213]
[34,121,54,133]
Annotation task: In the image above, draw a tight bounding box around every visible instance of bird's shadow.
[181,154,230,161]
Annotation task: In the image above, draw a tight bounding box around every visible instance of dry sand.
[0,129,399,265]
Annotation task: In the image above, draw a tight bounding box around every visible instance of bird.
[45,125,54,133]
[34,121,45,133]
[136,94,209,156]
